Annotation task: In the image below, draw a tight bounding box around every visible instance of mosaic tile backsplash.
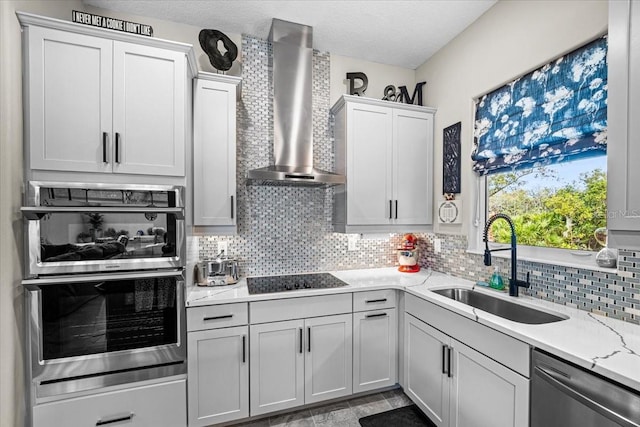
[198,35,638,325]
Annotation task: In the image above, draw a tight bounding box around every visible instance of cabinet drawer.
[353,289,396,311]
[250,294,352,324]
[187,303,248,331]
[33,379,186,427]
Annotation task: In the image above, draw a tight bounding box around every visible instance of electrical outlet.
[347,234,359,251]
[434,238,442,253]
[217,241,228,256]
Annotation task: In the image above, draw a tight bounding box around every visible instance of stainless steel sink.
[432,288,568,324]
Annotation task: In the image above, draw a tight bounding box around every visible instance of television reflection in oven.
[22,182,185,276]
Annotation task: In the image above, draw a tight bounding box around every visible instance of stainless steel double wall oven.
[22,182,186,400]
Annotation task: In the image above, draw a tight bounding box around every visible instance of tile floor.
[231,389,414,427]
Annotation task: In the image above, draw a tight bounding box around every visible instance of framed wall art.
[443,121,461,195]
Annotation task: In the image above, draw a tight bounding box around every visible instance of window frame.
[467,173,615,273]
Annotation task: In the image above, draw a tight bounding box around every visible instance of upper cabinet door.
[608,0,640,247]
[193,76,239,227]
[393,109,433,225]
[26,26,113,173]
[112,42,186,176]
[346,102,393,225]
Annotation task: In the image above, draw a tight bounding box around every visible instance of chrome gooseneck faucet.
[483,213,530,297]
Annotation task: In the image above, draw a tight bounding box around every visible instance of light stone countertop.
[186,267,640,392]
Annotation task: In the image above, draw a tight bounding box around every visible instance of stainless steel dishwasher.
[531,349,640,427]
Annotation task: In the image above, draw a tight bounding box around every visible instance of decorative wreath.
[199,29,238,72]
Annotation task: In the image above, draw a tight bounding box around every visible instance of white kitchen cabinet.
[449,340,529,427]
[193,73,241,228]
[20,14,192,178]
[187,326,248,427]
[404,314,529,427]
[32,379,186,427]
[404,294,530,427]
[249,319,305,416]
[405,314,450,427]
[353,290,398,394]
[111,42,186,176]
[186,303,249,427]
[332,95,436,233]
[249,295,353,416]
[250,314,353,415]
[304,314,353,404]
[607,0,640,248]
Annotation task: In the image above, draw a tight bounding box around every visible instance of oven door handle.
[26,287,44,366]
[22,270,184,286]
[535,366,640,427]
[21,206,185,220]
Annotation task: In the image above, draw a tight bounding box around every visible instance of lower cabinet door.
[187,326,248,427]
[449,340,529,427]
[304,314,353,404]
[404,314,450,427]
[250,319,305,416]
[32,379,186,427]
[353,308,397,393]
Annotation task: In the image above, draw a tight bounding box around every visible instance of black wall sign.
[72,11,154,37]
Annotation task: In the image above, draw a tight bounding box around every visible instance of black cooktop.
[247,273,348,294]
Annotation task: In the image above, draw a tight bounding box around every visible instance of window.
[471,36,608,260]
[486,156,606,251]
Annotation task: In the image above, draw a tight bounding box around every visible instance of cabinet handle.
[395,200,398,219]
[447,346,453,378]
[307,326,311,353]
[299,328,303,354]
[102,132,108,163]
[365,313,387,318]
[96,413,134,426]
[115,132,121,163]
[242,335,246,363]
[365,298,387,304]
[231,195,234,219]
[389,200,393,219]
[442,345,447,374]
[203,314,233,321]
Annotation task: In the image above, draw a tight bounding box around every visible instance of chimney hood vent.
[246,19,345,187]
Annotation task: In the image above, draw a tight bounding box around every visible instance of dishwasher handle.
[535,366,640,427]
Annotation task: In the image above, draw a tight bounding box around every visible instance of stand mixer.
[397,233,420,273]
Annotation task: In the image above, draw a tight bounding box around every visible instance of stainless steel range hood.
[247,19,345,187]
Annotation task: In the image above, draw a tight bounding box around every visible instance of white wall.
[330,53,416,106]
[416,0,608,236]
[82,4,243,76]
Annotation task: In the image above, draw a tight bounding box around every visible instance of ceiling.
[82,0,496,69]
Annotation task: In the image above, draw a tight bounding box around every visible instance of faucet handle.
[518,271,531,289]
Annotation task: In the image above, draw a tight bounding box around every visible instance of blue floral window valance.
[472,36,608,175]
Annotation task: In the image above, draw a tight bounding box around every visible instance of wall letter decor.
[346,72,368,96]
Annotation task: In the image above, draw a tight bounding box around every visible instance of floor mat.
[358,404,436,427]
